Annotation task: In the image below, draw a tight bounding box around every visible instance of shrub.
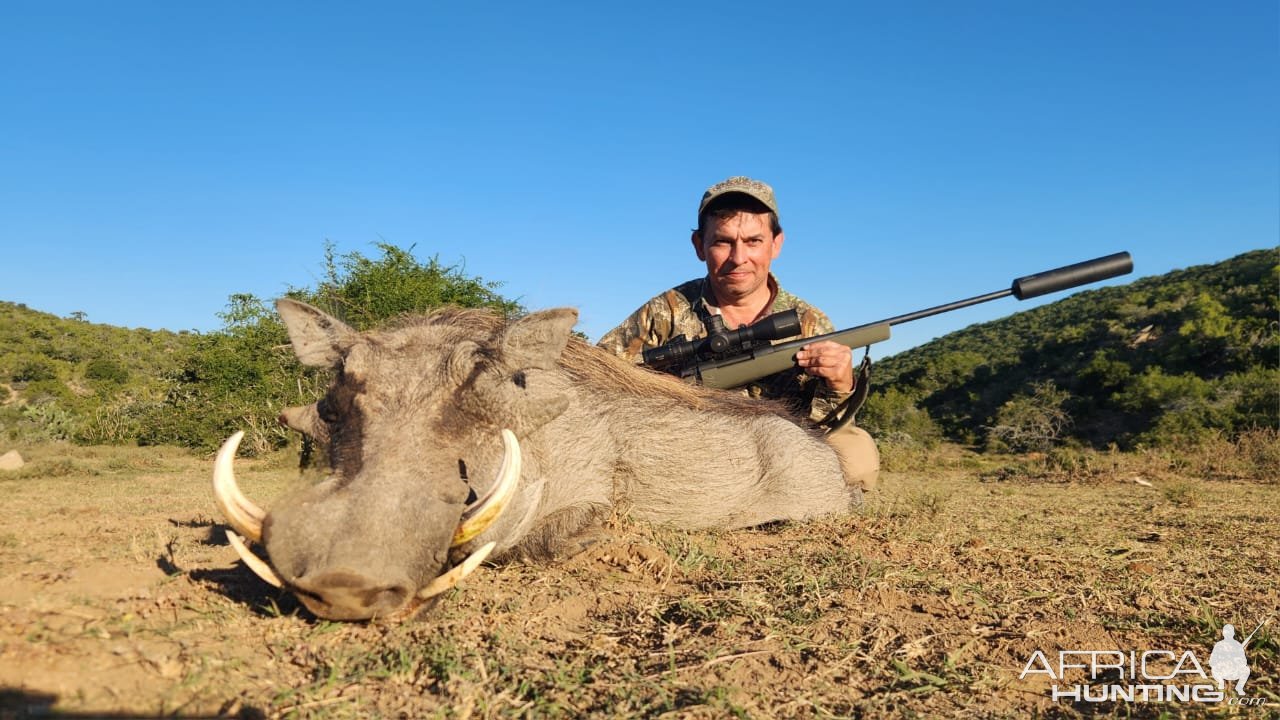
[1238,428,1280,483]
[1115,366,1278,447]
[22,379,72,404]
[1079,349,1132,390]
[85,358,129,385]
[12,356,57,383]
[305,241,521,328]
[1161,428,1280,482]
[76,399,145,445]
[0,406,22,442]
[985,381,1072,452]
[861,386,943,449]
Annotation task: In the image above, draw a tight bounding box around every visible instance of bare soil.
[0,443,1276,719]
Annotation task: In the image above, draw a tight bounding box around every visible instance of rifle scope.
[642,308,802,370]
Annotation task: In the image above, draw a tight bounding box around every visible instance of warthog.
[214,299,857,621]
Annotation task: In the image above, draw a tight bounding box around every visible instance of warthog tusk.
[417,541,496,600]
[226,530,284,588]
[451,429,521,547]
[212,431,266,543]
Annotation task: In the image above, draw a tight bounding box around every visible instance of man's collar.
[763,273,781,313]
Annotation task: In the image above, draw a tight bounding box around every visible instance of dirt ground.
[0,442,1276,719]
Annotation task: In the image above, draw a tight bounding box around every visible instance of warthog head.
[213,299,577,621]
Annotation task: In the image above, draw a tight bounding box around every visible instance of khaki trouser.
[824,423,880,492]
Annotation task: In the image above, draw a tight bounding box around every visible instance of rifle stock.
[696,323,890,390]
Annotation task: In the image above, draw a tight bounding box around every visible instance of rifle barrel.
[1242,616,1272,647]
[881,289,1012,326]
[882,252,1133,326]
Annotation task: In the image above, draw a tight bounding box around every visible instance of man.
[1209,624,1252,695]
[598,176,880,491]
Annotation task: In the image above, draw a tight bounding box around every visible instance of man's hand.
[795,340,854,393]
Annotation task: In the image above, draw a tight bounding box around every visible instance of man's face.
[692,211,784,304]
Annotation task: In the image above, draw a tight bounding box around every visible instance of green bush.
[861,386,943,448]
[0,406,22,442]
[12,355,57,383]
[307,241,522,329]
[985,381,1073,453]
[1112,367,1276,446]
[22,378,72,404]
[85,358,129,384]
[1079,349,1132,390]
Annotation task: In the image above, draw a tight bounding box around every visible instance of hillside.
[0,243,521,452]
[3,247,1275,453]
[0,302,194,444]
[860,249,1279,450]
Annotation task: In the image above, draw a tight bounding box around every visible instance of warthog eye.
[512,370,527,389]
[317,398,339,423]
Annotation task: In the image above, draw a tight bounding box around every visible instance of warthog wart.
[213,299,857,621]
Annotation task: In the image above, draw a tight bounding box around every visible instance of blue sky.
[2,2,1276,357]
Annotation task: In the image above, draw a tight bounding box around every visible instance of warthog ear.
[499,308,578,370]
[278,403,326,440]
[276,299,356,369]
[476,309,577,432]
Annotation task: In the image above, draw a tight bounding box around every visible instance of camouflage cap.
[698,176,779,220]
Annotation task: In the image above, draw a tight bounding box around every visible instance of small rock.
[0,450,24,471]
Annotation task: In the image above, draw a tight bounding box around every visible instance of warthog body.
[227,299,855,620]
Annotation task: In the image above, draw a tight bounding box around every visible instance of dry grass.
[0,439,1276,718]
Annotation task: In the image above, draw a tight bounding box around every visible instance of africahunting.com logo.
[1020,618,1272,707]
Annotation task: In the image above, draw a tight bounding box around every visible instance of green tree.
[307,241,520,329]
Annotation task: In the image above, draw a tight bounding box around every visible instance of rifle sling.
[816,352,872,433]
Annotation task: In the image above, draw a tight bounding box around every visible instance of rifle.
[642,252,1134,392]
[1241,616,1272,648]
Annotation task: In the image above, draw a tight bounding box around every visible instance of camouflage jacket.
[597,275,850,422]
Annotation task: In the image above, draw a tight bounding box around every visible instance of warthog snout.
[290,569,416,621]
[213,429,519,621]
